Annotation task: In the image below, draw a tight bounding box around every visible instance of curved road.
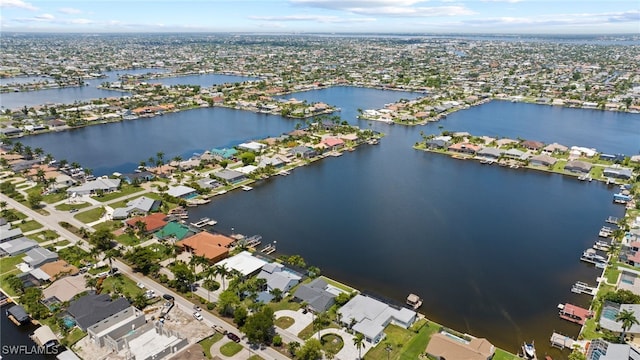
[0,192,290,360]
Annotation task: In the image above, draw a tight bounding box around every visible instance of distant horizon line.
[2,31,638,37]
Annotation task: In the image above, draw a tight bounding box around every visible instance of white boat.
[242,185,253,191]
[521,341,537,360]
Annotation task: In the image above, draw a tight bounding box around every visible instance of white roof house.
[112,196,160,220]
[238,142,267,152]
[67,178,121,196]
[338,294,416,344]
[235,165,258,175]
[167,185,197,198]
[0,237,39,256]
[215,251,268,277]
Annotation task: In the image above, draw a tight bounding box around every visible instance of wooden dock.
[605,216,619,224]
[558,303,593,325]
[571,281,597,296]
[190,217,217,228]
[261,243,276,255]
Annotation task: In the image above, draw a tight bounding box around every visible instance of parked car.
[193,305,202,312]
[69,208,79,213]
[163,294,174,301]
[226,332,241,343]
[193,312,203,321]
[212,324,227,335]
[137,282,145,289]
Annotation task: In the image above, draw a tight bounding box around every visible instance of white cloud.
[480,0,523,3]
[461,10,640,28]
[291,0,474,17]
[35,13,54,20]
[69,18,92,25]
[249,14,376,23]
[0,0,37,11]
[59,7,82,15]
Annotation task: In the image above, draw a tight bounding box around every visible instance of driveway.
[274,309,313,337]
[312,328,373,360]
[210,338,254,360]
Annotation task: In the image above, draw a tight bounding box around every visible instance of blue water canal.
[12,80,640,355]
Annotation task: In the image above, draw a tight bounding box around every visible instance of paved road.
[0,192,291,360]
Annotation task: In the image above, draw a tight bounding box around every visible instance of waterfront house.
[257,155,288,168]
[66,177,121,196]
[167,185,197,199]
[125,213,168,233]
[67,294,131,331]
[495,138,518,147]
[426,138,449,149]
[570,146,598,158]
[425,332,495,360]
[176,232,234,264]
[213,169,247,183]
[521,140,545,151]
[476,147,502,159]
[256,263,302,293]
[87,306,146,350]
[155,222,194,241]
[564,160,593,174]
[321,137,345,150]
[338,294,416,344]
[43,275,88,302]
[599,303,640,336]
[238,141,267,153]
[236,165,258,175]
[121,171,155,184]
[289,146,317,159]
[543,143,569,154]
[292,278,337,313]
[586,339,640,360]
[197,178,222,189]
[211,148,238,160]
[616,268,640,296]
[448,142,481,155]
[600,154,625,162]
[503,148,528,160]
[215,251,268,277]
[112,196,161,220]
[530,154,558,167]
[603,167,633,180]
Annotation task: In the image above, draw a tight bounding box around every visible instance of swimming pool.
[601,306,618,321]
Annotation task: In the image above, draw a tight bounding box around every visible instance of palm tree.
[270,288,283,302]
[104,248,120,271]
[214,264,231,290]
[202,266,218,302]
[156,151,164,165]
[616,309,639,342]
[353,333,365,359]
[85,275,97,290]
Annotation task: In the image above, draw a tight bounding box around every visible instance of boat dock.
[593,240,611,251]
[571,281,597,296]
[550,332,575,350]
[260,243,276,255]
[406,293,423,310]
[605,216,619,224]
[599,226,614,238]
[558,303,593,325]
[244,235,262,248]
[580,248,607,268]
[190,217,217,228]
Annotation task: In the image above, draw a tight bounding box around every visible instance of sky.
[0,0,639,34]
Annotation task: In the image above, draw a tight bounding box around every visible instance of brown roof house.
[426,332,496,360]
[564,160,593,174]
[176,232,235,264]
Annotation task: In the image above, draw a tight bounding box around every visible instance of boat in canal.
[571,281,597,296]
[406,293,423,310]
[580,248,607,267]
[521,341,537,359]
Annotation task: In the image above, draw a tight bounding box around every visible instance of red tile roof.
[176,232,234,261]
[322,137,345,147]
[125,213,168,232]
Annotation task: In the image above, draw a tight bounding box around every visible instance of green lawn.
[220,341,243,356]
[101,273,144,298]
[74,207,105,223]
[274,316,295,329]
[0,271,21,296]
[267,297,302,312]
[30,229,60,243]
[116,233,141,246]
[247,355,264,360]
[17,219,44,232]
[365,320,441,360]
[321,334,344,355]
[199,333,224,359]
[93,220,122,232]
[52,239,71,247]
[42,191,69,204]
[298,322,339,340]
[493,349,520,360]
[55,202,91,211]
[0,254,25,275]
[64,328,86,346]
[92,185,145,202]
[0,208,27,220]
[57,246,93,267]
[319,276,356,293]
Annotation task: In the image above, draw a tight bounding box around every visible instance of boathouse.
[31,325,59,350]
[7,304,30,324]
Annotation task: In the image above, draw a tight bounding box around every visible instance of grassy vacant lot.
[220,341,243,356]
[17,219,44,232]
[92,185,145,202]
[0,254,25,275]
[93,220,122,232]
[57,246,92,267]
[30,230,60,243]
[101,274,145,298]
[199,333,224,359]
[74,207,105,223]
[55,202,91,211]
